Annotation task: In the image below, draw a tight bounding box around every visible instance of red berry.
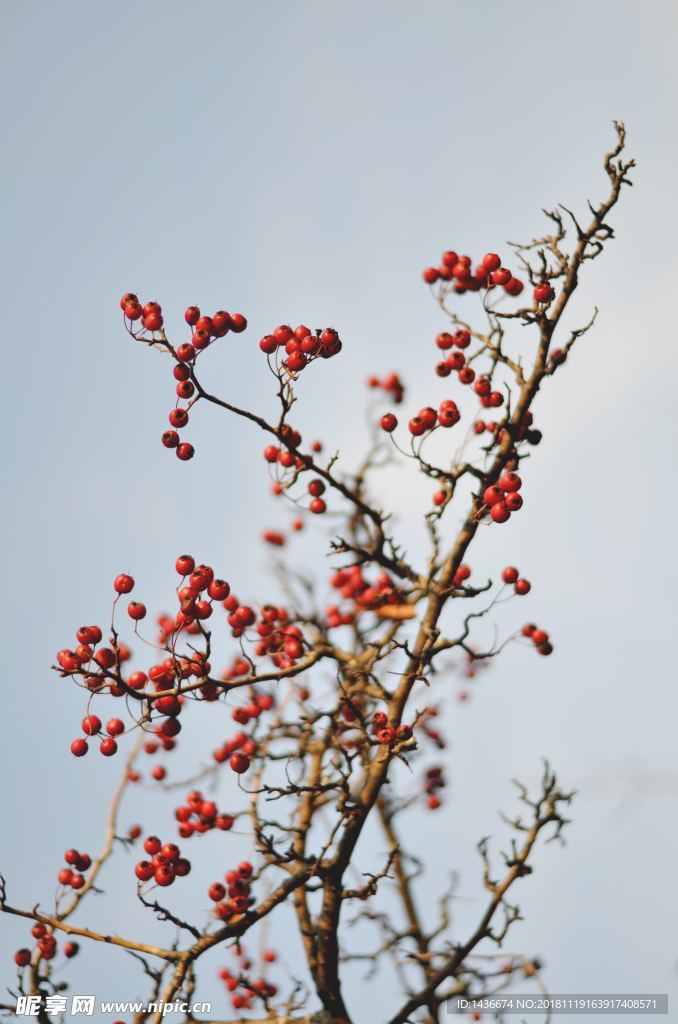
[482,253,501,272]
[380,413,397,432]
[169,408,189,429]
[106,718,125,736]
[515,579,531,595]
[70,738,88,757]
[505,277,524,296]
[176,343,196,363]
[176,443,195,461]
[175,554,195,576]
[502,567,519,584]
[208,578,230,600]
[260,334,277,354]
[310,497,326,514]
[154,864,175,886]
[81,715,102,736]
[176,380,195,399]
[144,836,162,855]
[143,311,163,331]
[230,313,247,333]
[125,301,142,321]
[114,573,134,594]
[422,267,439,284]
[209,882,226,902]
[505,492,523,512]
[499,472,522,492]
[230,752,250,774]
[185,306,200,326]
[64,941,79,958]
[14,949,31,967]
[162,430,180,449]
[100,738,118,756]
[128,601,146,621]
[534,283,555,303]
[490,502,510,524]
[483,485,504,507]
[120,292,138,311]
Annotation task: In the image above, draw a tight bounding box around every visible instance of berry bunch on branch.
[1,124,634,1024]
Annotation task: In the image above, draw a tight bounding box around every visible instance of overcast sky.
[2,2,677,1022]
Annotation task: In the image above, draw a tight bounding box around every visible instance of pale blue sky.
[2,2,677,1021]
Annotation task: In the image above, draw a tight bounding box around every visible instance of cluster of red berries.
[174,790,234,839]
[120,296,247,463]
[134,836,191,887]
[119,293,165,332]
[482,471,524,524]
[422,251,524,297]
[521,623,553,656]
[263,441,329,515]
[230,692,275,727]
[367,371,405,404]
[218,946,278,1011]
[13,926,79,967]
[212,730,256,776]
[380,399,460,438]
[259,324,342,374]
[245,606,305,667]
[432,330,482,388]
[56,624,128,680]
[370,712,413,746]
[172,556,230,630]
[423,765,446,810]
[57,848,91,890]
[327,566,408,625]
[209,860,254,922]
[162,362,197,462]
[183,304,247,344]
[501,566,531,595]
[70,714,125,759]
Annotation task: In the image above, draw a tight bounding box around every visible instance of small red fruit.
[114,573,134,594]
[230,752,250,774]
[483,485,504,507]
[176,443,195,461]
[490,503,510,524]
